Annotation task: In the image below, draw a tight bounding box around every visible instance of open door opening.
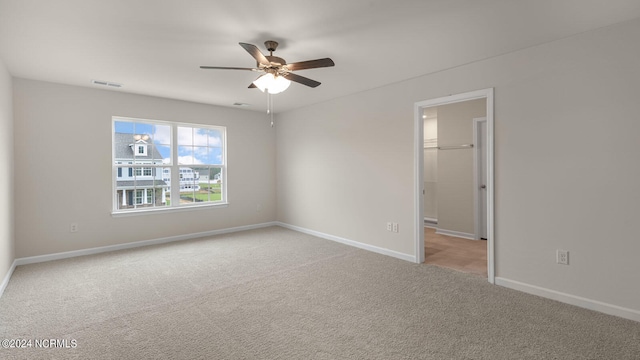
[414,89,495,283]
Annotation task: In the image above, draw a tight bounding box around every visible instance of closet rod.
[424,144,474,150]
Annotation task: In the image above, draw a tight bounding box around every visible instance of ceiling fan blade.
[200,66,257,71]
[286,58,335,71]
[239,42,270,66]
[283,73,321,88]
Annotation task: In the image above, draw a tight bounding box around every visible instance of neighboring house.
[114,133,200,209]
[114,133,167,209]
[162,168,200,192]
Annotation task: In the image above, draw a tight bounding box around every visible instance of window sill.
[111,202,229,217]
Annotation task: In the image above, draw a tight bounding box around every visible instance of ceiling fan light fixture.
[253,73,291,94]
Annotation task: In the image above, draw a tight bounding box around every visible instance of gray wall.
[0,59,13,284]
[437,99,486,235]
[277,18,640,312]
[13,79,277,258]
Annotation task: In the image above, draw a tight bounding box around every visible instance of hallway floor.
[424,227,487,277]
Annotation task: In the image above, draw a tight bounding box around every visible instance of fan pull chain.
[267,92,274,127]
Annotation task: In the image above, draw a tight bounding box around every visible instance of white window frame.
[112,116,228,215]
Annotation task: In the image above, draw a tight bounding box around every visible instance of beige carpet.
[1,226,639,359]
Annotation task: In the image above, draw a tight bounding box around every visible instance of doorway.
[414,89,495,283]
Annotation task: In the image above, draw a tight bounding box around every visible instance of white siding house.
[114,133,166,209]
[114,133,201,209]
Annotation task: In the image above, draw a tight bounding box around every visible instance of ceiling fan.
[200,40,335,94]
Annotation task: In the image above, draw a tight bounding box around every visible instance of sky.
[114,120,223,165]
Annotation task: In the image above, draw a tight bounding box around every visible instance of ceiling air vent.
[91,80,123,88]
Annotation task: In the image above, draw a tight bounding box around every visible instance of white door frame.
[473,117,487,241]
[414,88,495,284]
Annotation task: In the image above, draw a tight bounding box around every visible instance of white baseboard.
[423,218,438,229]
[276,222,416,263]
[435,228,476,240]
[0,259,17,298]
[15,222,279,267]
[495,277,640,323]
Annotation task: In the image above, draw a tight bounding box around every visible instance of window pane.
[188,166,223,203]
[115,166,133,210]
[191,166,208,202]
[193,128,208,146]
[133,123,154,137]
[114,121,134,134]
[116,189,134,210]
[207,148,223,165]
[208,129,223,147]
[161,167,172,206]
[209,167,222,202]
[180,188,196,204]
[178,146,194,165]
[180,166,199,204]
[178,127,192,146]
[193,146,208,164]
[155,145,171,164]
[146,145,158,162]
[153,124,171,146]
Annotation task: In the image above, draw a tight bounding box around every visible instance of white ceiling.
[2,0,640,113]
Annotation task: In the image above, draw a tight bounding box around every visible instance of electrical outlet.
[392,223,399,233]
[557,250,569,265]
[386,222,392,231]
[70,223,79,233]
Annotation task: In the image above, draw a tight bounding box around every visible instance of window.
[113,117,226,213]
[134,167,152,177]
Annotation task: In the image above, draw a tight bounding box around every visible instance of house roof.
[114,133,164,161]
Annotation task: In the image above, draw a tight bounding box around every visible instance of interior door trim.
[414,88,495,284]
